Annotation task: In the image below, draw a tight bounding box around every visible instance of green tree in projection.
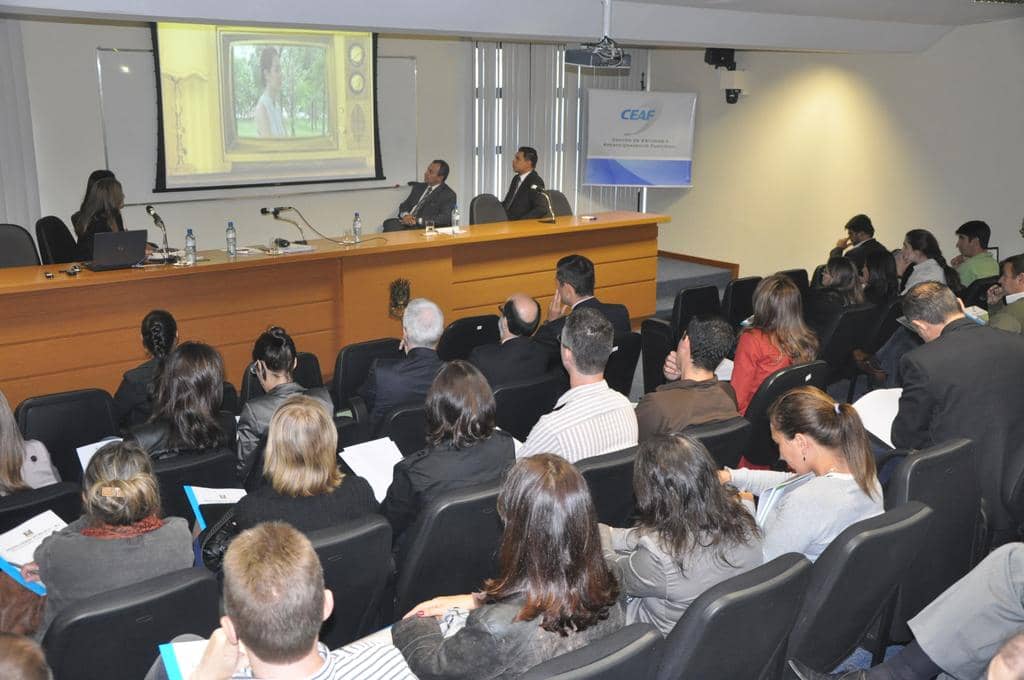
[231,45,260,136]
[280,44,328,137]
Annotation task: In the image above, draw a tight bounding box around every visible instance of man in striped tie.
[383,160,457,232]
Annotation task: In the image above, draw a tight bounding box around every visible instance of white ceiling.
[628,0,1024,26]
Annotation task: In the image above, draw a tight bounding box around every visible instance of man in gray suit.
[383,160,457,232]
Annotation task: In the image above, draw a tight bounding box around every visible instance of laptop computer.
[83,230,148,271]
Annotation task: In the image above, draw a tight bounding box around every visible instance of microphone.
[145,205,174,261]
[260,206,293,218]
[530,185,557,224]
[260,206,307,244]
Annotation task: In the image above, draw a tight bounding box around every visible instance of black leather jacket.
[235,382,332,480]
[129,412,237,461]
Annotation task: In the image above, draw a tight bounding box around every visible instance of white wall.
[18,18,473,249]
[647,17,1024,276]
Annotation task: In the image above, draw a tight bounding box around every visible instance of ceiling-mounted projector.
[566,36,631,69]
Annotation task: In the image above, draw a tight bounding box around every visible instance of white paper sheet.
[0,510,67,566]
[339,438,404,502]
[853,388,903,449]
[188,487,247,506]
[159,639,209,680]
[76,437,123,473]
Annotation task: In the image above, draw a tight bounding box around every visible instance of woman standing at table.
[74,177,124,261]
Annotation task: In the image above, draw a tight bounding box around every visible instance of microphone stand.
[151,215,177,264]
[274,212,308,244]
[537,189,557,224]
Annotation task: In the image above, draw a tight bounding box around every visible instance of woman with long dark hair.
[0,389,58,496]
[128,342,234,459]
[114,309,178,429]
[804,257,867,338]
[720,387,882,562]
[861,250,900,306]
[70,169,116,235]
[897,228,961,294]
[392,454,623,679]
[74,177,124,261]
[732,275,819,414]
[601,435,762,635]
[381,360,515,548]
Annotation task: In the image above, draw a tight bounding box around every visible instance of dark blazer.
[829,237,888,271]
[113,358,159,429]
[128,411,237,460]
[892,318,1024,532]
[358,347,443,428]
[501,170,547,221]
[233,475,378,533]
[396,182,458,227]
[534,297,632,349]
[468,336,550,388]
[381,430,515,549]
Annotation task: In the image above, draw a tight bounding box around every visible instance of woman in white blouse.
[0,389,59,496]
[719,387,882,562]
[896,228,961,294]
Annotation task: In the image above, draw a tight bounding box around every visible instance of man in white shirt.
[517,307,638,463]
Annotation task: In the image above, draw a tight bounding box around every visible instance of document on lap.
[0,510,67,595]
[184,486,247,531]
[852,388,903,449]
[754,473,815,527]
[339,438,404,502]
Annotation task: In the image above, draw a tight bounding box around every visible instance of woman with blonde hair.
[20,441,192,636]
[732,275,819,414]
[0,389,59,496]
[232,395,377,533]
[719,387,882,562]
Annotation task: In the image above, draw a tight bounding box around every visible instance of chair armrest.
[348,396,369,425]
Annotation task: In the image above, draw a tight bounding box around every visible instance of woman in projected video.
[255,47,287,137]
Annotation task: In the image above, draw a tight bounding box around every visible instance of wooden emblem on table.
[389,278,411,319]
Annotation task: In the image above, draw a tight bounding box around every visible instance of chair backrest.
[520,623,663,680]
[394,482,503,616]
[786,502,934,676]
[35,216,79,265]
[862,298,902,354]
[16,388,118,484]
[437,314,500,361]
[547,190,573,217]
[221,381,240,415]
[961,275,999,309]
[575,446,637,527]
[810,264,826,288]
[493,371,567,441]
[656,553,812,680]
[884,439,979,640]
[681,417,752,469]
[605,332,642,397]
[331,337,404,408]
[721,276,762,328]
[374,404,427,456]
[470,193,509,224]
[308,516,393,648]
[819,303,878,379]
[0,482,83,533]
[43,568,221,680]
[743,361,830,466]
[640,318,673,394]
[0,223,41,268]
[151,449,238,526]
[240,351,324,406]
[779,269,810,297]
[671,285,721,342]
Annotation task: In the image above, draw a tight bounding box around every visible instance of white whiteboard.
[97,48,417,206]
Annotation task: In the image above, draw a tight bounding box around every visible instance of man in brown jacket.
[636,316,739,440]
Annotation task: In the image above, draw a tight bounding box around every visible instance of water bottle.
[451,205,461,230]
[184,228,197,266]
[352,212,362,244]
[225,220,237,258]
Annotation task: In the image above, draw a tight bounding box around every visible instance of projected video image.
[154,23,379,191]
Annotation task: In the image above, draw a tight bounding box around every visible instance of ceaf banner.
[584,89,696,187]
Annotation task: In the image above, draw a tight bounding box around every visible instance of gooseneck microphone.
[145,204,174,261]
[260,206,308,244]
[530,185,557,224]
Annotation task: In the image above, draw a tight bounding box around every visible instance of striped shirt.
[233,641,415,680]
[517,380,638,463]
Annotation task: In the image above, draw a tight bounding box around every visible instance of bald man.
[469,293,551,387]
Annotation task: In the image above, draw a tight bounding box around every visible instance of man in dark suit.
[383,160,457,232]
[533,254,631,350]
[891,281,1024,545]
[501,146,548,221]
[828,213,888,271]
[468,293,549,387]
[357,298,444,428]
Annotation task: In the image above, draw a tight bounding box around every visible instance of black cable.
[290,207,388,246]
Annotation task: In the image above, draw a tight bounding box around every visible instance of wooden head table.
[0,211,667,407]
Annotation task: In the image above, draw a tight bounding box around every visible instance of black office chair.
[331,337,403,411]
[656,553,812,680]
[721,276,762,328]
[883,439,979,642]
[818,303,877,385]
[785,502,934,676]
[640,318,673,394]
[520,623,663,680]
[743,361,830,467]
[375,404,427,456]
[961,275,999,309]
[240,351,324,406]
[670,285,720,343]
[861,298,902,354]
[42,568,221,680]
[811,264,826,288]
[308,516,392,648]
[394,482,503,617]
[16,388,118,484]
[779,269,810,297]
[0,482,82,533]
[0,223,41,268]
[575,446,637,527]
[151,448,238,527]
[220,381,240,416]
[35,216,79,265]
[493,371,566,441]
[546,189,573,217]
[605,332,642,397]
[470,194,509,225]
[437,314,500,361]
[681,417,752,469]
